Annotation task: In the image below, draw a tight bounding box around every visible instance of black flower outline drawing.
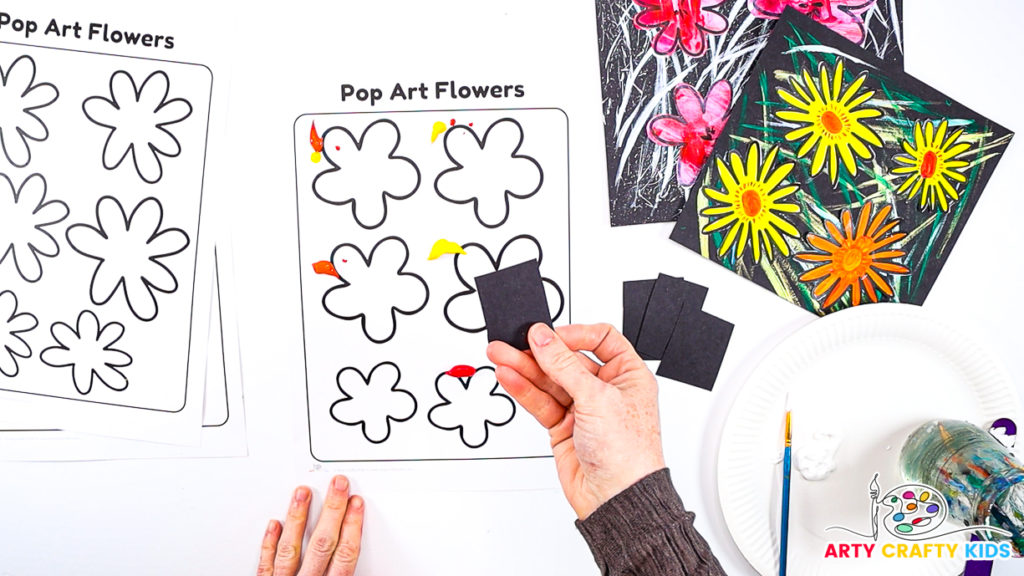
[329,361,417,444]
[0,173,69,283]
[434,118,544,228]
[40,310,133,395]
[444,234,564,333]
[427,366,516,449]
[66,196,190,322]
[312,119,421,229]
[0,55,59,168]
[320,236,429,344]
[82,69,193,184]
[0,290,37,378]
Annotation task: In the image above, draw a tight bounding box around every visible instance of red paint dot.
[342,259,347,263]
[446,365,477,378]
[469,122,474,127]
[335,145,340,151]
[450,118,456,126]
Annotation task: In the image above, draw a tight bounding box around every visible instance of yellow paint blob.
[311,151,322,164]
[431,121,447,143]
[428,238,466,260]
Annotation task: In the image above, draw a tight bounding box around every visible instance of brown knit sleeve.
[575,469,727,576]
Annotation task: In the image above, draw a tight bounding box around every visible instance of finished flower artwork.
[594,0,903,226]
[672,11,1012,315]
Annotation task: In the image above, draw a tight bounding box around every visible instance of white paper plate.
[718,304,1021,576]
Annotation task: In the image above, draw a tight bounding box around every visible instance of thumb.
[528,323,601,402]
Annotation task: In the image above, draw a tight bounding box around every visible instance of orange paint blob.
[310,122,323,153]
[312,261,340,279]
[740,189,762,218]
[446,365,476,378]
[821,110,844,135]
[920,150,938,179]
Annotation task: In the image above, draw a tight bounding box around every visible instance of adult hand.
[257,475,365,576]
[486,323,665,520]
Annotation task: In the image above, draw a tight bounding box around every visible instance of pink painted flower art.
[633,0,730,57]
[748,0,876,44]
[646,80,732,186]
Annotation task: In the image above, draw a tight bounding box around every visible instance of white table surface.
[1,0,1022,574]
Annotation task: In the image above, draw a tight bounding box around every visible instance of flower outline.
[0,290,37,378]
[0,173,69,283]
[427,367,516,449]
[0,55,59,168]
[443,235,565,334]
[320,237,429,344]
[66,196,190,322]
[40,310,133,395]
[82,69,193,184]
[329,362,417,444]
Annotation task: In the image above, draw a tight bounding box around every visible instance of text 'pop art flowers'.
[40,310,132,395]
[435,118,543,228]
[0,291,37,378]
[66,196,190,322]
[329,362,417,444]
[0,173,69,283]
[0,55,59,168]
[749,0,876,44]
[312,119,420,230]
[428,366,515,449]
[632,0,730,57]
[82,70,193,184]
[444,235,564,333]
[317,237,428,344]
[647,80,732,187]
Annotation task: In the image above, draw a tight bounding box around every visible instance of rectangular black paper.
[622,279,656,353]
[657,310,734,391]
[635,274,708,360]
[475,259,552,351]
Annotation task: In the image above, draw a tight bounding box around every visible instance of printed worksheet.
[294,108,568,462]
[0,40,212,440]
[0,245,247,460]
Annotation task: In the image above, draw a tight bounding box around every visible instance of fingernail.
[530,323,554,347]
[266,520,277,535]
[333,475,349,492]
[294,486,310,505]
[351,496,364,511]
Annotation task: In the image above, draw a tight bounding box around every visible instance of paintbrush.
[780,402,792,576]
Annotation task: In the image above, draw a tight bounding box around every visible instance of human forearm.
[576,469,726,576]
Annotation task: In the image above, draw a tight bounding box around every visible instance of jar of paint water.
[900,420,1024,554]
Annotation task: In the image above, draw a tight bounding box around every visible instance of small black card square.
[475,259,552,350]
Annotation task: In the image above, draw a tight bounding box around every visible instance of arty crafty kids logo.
[823,474,1013,561]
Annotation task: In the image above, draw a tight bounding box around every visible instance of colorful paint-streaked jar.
[900,420,1024,554]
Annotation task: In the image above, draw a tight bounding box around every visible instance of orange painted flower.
[795,202,909,308]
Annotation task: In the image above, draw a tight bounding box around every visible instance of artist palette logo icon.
[878,483,946,539]
[827,474,1009,542]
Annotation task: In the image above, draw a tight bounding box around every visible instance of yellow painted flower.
[701,142,801,262]
[795,201,909,308]
[891,120,972,211]
[776,59,883,185]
